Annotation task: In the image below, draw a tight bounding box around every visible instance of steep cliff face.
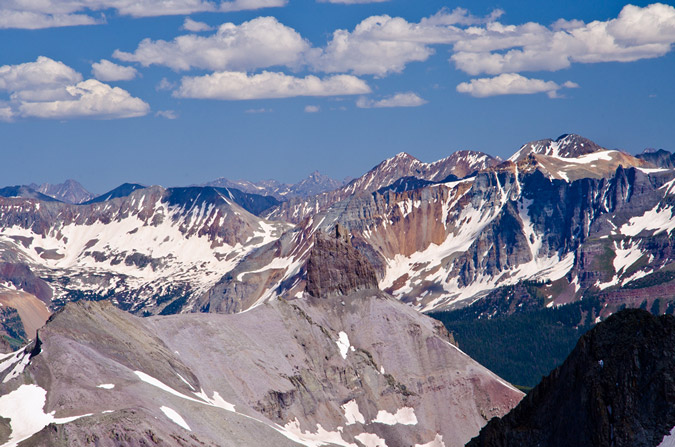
[467,309,675,447]
[305,225,378,299]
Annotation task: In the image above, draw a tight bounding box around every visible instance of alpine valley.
[1,133,675,446]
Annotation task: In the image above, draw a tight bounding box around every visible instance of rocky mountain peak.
[468,309,675,447]
[510,133,605,162]
[636,148,675,169]
[27,179,95,204]
[305,224,379,299]
[83,182,146,204]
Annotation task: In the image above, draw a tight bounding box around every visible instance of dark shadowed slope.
[467,309,675,447]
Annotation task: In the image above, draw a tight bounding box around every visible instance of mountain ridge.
[467,309,675,447]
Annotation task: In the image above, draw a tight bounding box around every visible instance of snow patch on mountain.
[416,434,447,447]
[160,406,191,431]
[620,205,675,236]
[342,400,365,425]
[613,240,644,274]
[0,384,92,447]
[372,407,418,425]
[282,418,358,447]
[336,331,354,359]
[355,432,388,447]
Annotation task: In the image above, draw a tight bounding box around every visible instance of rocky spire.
[305,224,379,299]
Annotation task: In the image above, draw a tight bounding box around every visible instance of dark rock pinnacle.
[305,224,379,299]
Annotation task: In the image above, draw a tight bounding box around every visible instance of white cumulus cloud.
[174,71,370,100]
[317,0,388,4]
[0,9,100,29]
[304,105,320,112]
[219,0,287,12]
[18,79,150,119]
[92,59,138,81]
[182,18,213,32]
[456,73,579,98]
[0,56,82,91]
[308,14,459,76]
[115,16,309,72]
[156,110,178,119]
[450,3,675,75]
[0,0,288,28]
[356,92,427,108]
[0,57,149,120]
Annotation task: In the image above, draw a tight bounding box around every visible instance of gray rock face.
[467,309,675,447]
[0,292,522,447]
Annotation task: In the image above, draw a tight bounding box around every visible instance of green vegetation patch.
[429,298,602,388]
[623,270,675,289]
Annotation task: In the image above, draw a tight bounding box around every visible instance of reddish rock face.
[305,225,378,299]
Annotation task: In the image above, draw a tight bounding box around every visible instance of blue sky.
[1,0,674,193]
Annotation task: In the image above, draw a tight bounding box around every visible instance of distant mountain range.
[27,179,95,204]
[202,170,345,199]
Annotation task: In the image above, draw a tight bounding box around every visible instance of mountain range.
[203,170,345,200]
[1,135,674,328]
[1,133,675,446]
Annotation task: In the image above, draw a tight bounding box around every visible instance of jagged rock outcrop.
[467,309,675,447]
[305,225,378,299]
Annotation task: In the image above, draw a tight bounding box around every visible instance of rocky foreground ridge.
[467,309,675,447]
[0,228,522,447]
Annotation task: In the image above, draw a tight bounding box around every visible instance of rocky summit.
[467,309,675,447]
